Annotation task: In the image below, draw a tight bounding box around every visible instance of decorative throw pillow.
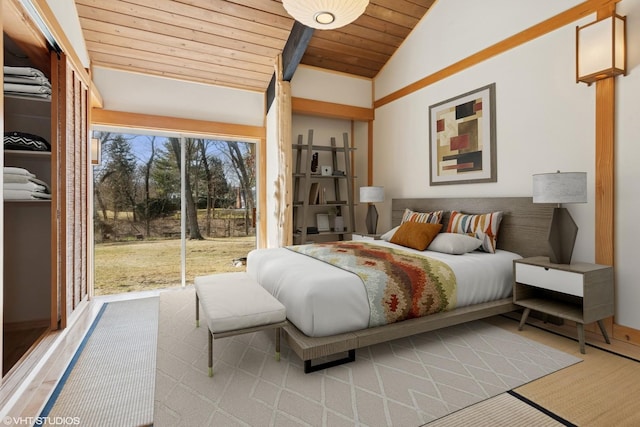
[446,211,503,253]
[390,222,442,251]
[427,233,483,255]
[380,226,400,242]
[401,208,443,224]
[4,131,51,152]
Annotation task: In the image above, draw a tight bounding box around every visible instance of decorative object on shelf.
[282,0,369,30]
[321,165,333,176]
[309,182,320,204]
[332,170,345,176]
[334,216,345,232]
[429,83,497,186]
[533,171,587,264]
[311,152,318,173]
[576,13,626,85]
[360,186,384,235]
[316,213,330,232]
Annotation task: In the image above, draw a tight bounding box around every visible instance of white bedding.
[246,240,521,337]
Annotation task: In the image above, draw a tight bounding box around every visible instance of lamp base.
[547,207,578,264]
[365,204,378,235]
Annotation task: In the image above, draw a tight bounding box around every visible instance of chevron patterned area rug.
[154,288,580,426]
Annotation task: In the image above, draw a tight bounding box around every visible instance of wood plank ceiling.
[74,0,435,92]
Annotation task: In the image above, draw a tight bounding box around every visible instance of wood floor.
[3,326,48,376]
[2,295,640,426]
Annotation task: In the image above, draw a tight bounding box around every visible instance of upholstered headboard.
[391,197,554,258]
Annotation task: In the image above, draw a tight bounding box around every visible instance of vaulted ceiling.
[74,0,436,92]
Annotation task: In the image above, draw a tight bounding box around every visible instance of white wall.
[376,0,582,99]
[291,65,372,108]
[92,67,265,127]
[374,0,640,329]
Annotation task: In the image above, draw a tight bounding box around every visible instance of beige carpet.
[42,297,158,427]
[154,287,580,426]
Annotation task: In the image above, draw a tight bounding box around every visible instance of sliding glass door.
[92,130,256,295]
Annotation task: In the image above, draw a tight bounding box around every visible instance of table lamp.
[359,186,384,234]
[533,171,587,264]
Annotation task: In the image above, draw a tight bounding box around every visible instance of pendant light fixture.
[282,0,369,30]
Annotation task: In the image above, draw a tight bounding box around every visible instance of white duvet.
[246,240,521,337]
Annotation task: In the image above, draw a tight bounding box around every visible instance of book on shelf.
[309,182,319,204]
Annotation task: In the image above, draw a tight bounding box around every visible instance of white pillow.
[427,233,483,255]
[380,226,400,242]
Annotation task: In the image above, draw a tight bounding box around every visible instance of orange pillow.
[390,222,443,251]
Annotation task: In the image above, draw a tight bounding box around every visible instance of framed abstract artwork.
[429,83,497,185]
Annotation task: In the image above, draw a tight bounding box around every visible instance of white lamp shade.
[532,172,587,204]
[360,186,384,203]
[282,0,369,30]
[577,14,626,84]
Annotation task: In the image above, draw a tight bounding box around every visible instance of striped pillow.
[446,211,503,253]
[401,208,443,225]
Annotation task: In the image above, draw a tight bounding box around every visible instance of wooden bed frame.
[281,197,554,372]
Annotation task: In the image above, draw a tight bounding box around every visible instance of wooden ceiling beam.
[267,21,314,110]
[282,21,314,81]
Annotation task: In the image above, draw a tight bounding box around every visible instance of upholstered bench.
[194,272,287,377]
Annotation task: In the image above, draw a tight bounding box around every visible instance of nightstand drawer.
[515,263,584,297]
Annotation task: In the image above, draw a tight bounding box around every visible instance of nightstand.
[513,256,614,354]
[351,233,382,241]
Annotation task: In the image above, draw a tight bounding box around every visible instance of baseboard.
[613,323,640,347]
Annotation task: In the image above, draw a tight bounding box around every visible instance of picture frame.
[321,165,333,176]
[428,83,497,185]
[316,213,330,232]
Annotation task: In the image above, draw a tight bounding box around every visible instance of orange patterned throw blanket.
[287,241,457,327]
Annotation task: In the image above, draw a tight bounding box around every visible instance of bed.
[247,197,553,372]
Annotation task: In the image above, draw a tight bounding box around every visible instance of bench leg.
[208,330,213,377]
[195,293,200,328]
[275,328,281,362]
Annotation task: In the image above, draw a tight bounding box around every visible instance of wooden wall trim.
[91,109,265,141]
[292,97,374,121]
[595,78,615,267]
[374,0,621,109]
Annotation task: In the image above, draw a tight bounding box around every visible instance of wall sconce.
[576,14,626,85]
[91,137,101,165]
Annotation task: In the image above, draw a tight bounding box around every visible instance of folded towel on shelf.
[4,75,51,88]
[3,66,48,79]
[4,166,35,177]
[3,82,52,95]
[4,189,51,200]
[4,181,48,193]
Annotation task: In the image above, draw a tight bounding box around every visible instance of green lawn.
[94,236,256,295]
